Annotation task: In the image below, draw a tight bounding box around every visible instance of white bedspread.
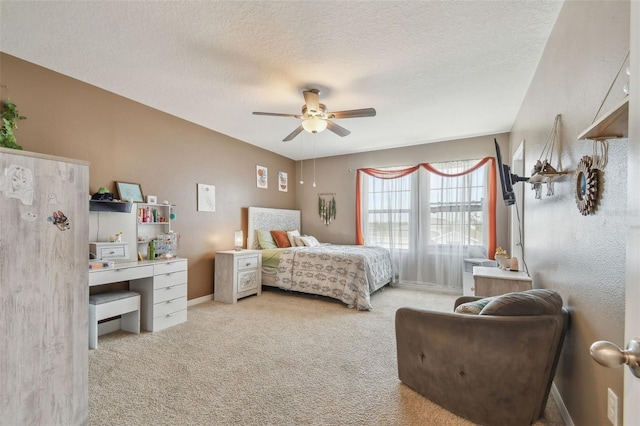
[274,245,394,310]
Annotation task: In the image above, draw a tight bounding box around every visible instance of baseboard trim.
[393,281,461,295]
[188,294,214,306]
[551,382,574,426]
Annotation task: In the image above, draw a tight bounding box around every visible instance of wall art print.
[256,165,268,189]
[278,171,288,192]
[197,183,216,212]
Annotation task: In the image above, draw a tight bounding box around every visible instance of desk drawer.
[154,260,187,275]
[153,308,187,331]
[89,265,153,286]
[154,296,187,317]
[154,270,187,290]
[154,283,187,303]
[236,255,259,271]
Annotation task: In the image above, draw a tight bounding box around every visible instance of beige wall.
[0,53,296,300]
[510,1,629,424]
[296,134,511,252]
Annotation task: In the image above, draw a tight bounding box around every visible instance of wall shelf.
[578,96,629,140]
[89,200,133,213]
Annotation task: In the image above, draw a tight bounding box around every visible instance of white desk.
[89,258,188,331]
[472,266,532,297]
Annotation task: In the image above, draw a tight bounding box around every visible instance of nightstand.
[472,266,532,297]
[214,250,262,303]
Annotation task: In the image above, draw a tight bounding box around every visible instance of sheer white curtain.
[359,160,491,292]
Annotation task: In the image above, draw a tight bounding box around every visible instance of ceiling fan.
[252,89,376,142]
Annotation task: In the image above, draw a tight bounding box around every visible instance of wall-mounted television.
[494,139,528,206]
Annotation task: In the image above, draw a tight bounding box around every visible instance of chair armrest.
[454,295,484,309]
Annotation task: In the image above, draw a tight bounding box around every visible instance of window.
[366,170,411,250]
[428,161,485,247]
[357,158,496,290]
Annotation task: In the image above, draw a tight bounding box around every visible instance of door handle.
[590,339,640,378]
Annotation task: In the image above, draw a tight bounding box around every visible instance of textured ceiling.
[0,1,563,160]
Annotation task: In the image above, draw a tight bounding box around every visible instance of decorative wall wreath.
[575,155,599,215]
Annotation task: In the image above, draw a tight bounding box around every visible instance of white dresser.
[214,250,262,303]
[90,258,188,332]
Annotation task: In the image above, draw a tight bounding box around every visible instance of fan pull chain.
[313,136,317,188]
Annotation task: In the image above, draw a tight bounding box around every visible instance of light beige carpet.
[89,287,564,425]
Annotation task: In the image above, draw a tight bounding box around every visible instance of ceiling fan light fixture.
[302,117,328,134]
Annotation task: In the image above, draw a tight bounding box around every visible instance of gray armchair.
[395,290,569,426]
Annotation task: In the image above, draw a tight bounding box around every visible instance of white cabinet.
[214,250,262,303]
[1,148,89,424]
[130,259,188,331]
[472,266,532,297]
[135,202,174,258]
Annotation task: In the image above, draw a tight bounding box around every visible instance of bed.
[247,207,394,310]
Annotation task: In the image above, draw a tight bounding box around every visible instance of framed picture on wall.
[115,182,144,202]
[256,165,268,189]
[278,171,288,192]
[197,183,216,212]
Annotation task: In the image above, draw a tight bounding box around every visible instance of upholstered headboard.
[247,207,301,250]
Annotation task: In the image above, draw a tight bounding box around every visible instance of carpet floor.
[89,286,564,425]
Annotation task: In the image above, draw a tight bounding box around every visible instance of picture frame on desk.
[115,182,144,202]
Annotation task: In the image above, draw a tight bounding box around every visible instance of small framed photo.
[146,195,157,204]
[115,182,144,202]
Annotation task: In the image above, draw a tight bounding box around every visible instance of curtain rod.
[348,157,487,172]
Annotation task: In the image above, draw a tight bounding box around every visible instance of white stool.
[89,291,140,349]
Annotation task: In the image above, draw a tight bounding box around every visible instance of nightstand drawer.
[154,283,187,303]
[237,270,258,292]
[236,255,259,271]
[154,270,187,289]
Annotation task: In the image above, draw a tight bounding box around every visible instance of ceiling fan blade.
[253,112,302,118]
[326,120,351,137]
[303,89,320,114]
[283,125,304,142]
[328,108,377,119]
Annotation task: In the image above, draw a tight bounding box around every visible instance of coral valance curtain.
[355,158,497,291]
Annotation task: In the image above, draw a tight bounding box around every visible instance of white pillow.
[287,229,301,246]
[295,235,320,247]
[306,235,320,246]
[294,236,308,246]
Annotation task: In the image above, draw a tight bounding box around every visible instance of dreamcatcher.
[318,193,336,226]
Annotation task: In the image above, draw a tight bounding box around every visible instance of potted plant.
[0,99,26,150]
